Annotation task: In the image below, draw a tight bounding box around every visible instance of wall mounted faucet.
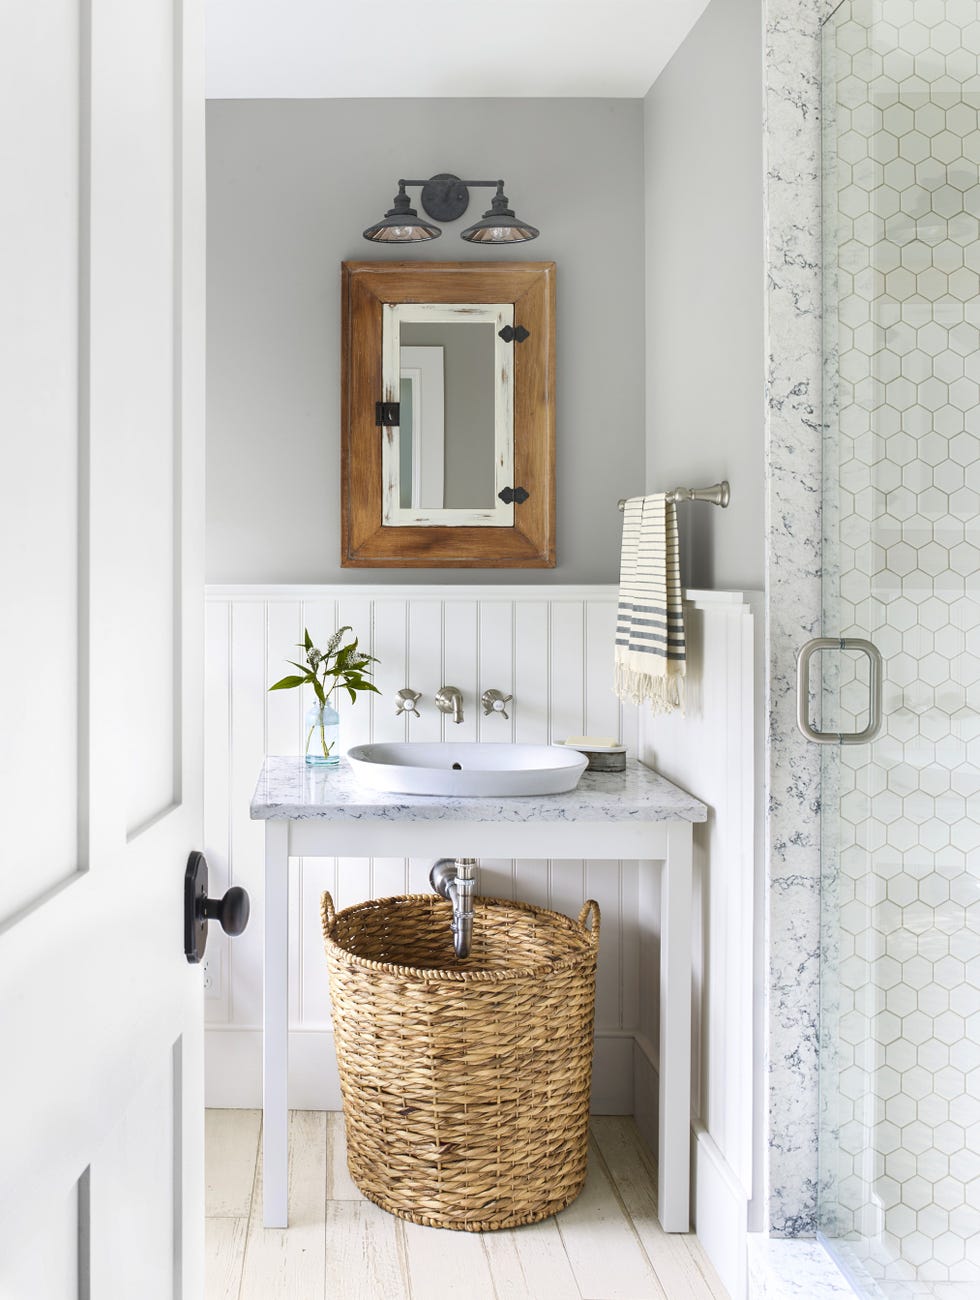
[481,689,512,720]
[435,686,464,724]
[395,688,422,718]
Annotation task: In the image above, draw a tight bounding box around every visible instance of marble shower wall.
[765,0,980,1250]
[764,0,839,1236]
[818,1,980,1287]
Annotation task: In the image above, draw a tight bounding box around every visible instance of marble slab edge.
[249,756,708,824]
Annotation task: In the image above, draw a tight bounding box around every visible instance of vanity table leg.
[658,821,693,1232]
[263,820,289,1228]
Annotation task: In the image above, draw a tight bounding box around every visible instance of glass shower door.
[818,2,980,1295]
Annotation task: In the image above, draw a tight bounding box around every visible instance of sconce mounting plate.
[420,174,470,222]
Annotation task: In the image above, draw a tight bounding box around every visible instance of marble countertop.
[250,755,707,824]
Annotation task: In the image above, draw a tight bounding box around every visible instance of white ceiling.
[206,0,712,100]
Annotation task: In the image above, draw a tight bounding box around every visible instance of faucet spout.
[435,686,464,725]
[429,857,478,958]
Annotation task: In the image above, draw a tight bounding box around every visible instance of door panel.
[0,0,205,1295]
[0,0,83,922]
[89,0,181,836]
[2,1183,80,1300]
[91,1045,178,1299]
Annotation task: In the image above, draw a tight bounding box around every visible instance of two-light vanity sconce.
[395,688,512,722]
[363,173,539,244]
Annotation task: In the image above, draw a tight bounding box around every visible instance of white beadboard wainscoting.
[639,590,764,1300]
[203,582,761,1293]
[204,584,640,1114]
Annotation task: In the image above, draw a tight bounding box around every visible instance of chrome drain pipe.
[429,857,478,958]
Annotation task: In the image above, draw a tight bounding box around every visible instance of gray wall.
[643,0,764,591]
[206,98,645,583]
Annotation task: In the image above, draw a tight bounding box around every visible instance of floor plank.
[206,1110,727,1300]
[206,1109,262,1217]
[324,1201,409,1300]
[402,1219,498,1300]
[555,1141,668,1300]
[205,1217,248,1300]
[325,1110,363,1202]
[592,1116,729,1300]
[479,1216,582,1300]
[239,1111,327,1300]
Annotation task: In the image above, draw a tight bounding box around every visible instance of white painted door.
[0,1,206,1296]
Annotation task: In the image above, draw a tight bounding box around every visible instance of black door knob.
[184,851,250,964]
[203,886,250,937]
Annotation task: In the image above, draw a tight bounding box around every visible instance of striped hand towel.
[614,494,686,714]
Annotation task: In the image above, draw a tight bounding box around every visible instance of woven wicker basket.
[320,890,600,1232]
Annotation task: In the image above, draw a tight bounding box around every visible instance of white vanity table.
[250,755,707,1233]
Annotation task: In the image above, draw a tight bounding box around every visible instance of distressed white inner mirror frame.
[381,302,515,527]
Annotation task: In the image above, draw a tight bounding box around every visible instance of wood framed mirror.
[341,261,555,567]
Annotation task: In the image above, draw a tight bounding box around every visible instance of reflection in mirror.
[398,346,444,510]
[382,303,514,527]
[400,324,494,509]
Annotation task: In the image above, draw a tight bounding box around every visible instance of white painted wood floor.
[205,1109,729,1300]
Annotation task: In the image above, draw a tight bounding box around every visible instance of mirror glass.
[382,303,514,527]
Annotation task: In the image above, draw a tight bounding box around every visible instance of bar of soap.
[566,736,618,748]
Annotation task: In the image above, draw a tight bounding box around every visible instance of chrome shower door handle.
[796,636,883,745]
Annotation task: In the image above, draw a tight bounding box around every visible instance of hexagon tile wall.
[820,1,980,1295]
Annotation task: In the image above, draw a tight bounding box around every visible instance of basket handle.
[320,891,336,942]
[578,899,601,947]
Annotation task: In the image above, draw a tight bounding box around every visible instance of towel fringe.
[614,661,686,717]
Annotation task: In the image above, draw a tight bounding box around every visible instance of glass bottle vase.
[304,700,340,765]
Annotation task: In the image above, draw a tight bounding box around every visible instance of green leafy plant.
[269,626,380,760]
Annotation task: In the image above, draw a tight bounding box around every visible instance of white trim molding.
[639,589,763,1300]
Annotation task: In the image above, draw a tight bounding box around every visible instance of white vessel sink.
[346,741,589,797]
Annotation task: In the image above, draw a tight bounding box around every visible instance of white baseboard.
[206,1028,344,1110]
[206,1027,636,1114]
[693,1120,749,1300]
[633,1032,748,1300]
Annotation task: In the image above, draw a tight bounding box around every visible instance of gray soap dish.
[561,742,627,773]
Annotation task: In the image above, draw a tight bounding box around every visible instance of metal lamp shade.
[363,188,442,243]
[460,186,538,244]
[363,218,441,242]
[460,215,540,243]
